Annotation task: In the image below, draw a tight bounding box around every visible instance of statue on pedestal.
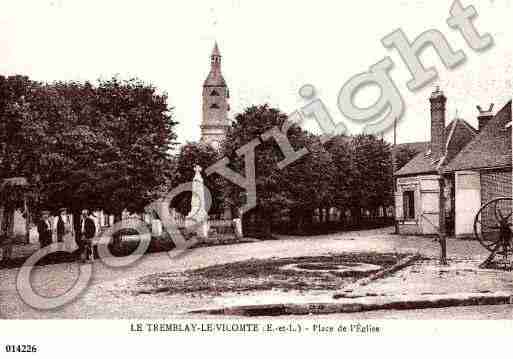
[186,165,209,238]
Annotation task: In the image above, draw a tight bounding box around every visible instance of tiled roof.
[444,101,512,172]
[394,150,439,176]
[395,119,477,176]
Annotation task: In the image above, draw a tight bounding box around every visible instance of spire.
[210,41,221,69]
[212,41,221,57]
[204,41,226,87]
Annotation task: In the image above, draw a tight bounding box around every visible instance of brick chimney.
[476,104,494,131]
[429,87,447,159]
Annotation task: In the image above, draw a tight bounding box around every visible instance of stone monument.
[186,165,209,239]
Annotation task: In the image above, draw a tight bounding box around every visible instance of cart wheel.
[473,197,513,256]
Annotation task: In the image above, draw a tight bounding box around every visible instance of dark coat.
[57,216,66,236]
[37,219,52,245]
[81,217,96,240]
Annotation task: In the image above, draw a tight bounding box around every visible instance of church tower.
[200,42,230,150]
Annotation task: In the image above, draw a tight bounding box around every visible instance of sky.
[0,0,511,145]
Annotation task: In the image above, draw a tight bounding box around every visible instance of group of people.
[37,209,97,262]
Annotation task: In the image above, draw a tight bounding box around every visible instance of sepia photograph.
[0,0,512,356]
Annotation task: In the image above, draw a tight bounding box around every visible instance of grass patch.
[136,252,409,296]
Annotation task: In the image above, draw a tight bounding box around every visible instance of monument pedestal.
[233,218,243,239]
[185,216,209,239]
[186,165,210,240]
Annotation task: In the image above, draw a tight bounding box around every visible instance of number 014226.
[5,345,38,353]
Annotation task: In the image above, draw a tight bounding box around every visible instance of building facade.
[444,101,512,237]
[394,87,512,237]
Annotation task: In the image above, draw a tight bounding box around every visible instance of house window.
[210,103,220,109]
[210,90,219,96]
[403,190,415,219]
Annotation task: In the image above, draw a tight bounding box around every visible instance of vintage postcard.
[0,0,512,356]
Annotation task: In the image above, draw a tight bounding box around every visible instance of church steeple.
[211,42,221,68]
[204,42,226,88]
[200,42,230,150]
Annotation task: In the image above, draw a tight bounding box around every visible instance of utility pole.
[392,117,398,234]
[508,121,512,202]
[438,172,448,265]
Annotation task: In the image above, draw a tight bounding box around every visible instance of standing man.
[0,206,14,263]
[79,210,96,262]
[57,208,67,243]
[37,210,53,248]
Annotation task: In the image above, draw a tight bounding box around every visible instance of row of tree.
[1,76,417,239]
[175,105,417,238]
[0,75,177,234]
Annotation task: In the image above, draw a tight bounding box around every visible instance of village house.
[444,100,512,237]
[395,87,512,237]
